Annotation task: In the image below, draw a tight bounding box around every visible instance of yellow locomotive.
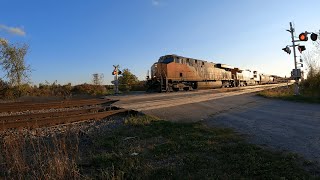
[147,54,275,92]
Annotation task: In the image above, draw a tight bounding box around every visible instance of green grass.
[258,85,320,103]
[124,114,160,125]
[80,115,319,179]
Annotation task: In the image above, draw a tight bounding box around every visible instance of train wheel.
[192,82,198,90]
[183,87,190,91]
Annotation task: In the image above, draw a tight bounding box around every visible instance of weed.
[258,85,320,103]
[0,128,80,179]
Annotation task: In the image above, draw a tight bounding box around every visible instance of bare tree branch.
[0,38,31,87]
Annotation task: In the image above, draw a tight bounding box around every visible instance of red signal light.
[299,33,308,41]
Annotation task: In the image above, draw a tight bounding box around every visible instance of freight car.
[146,54,275,92]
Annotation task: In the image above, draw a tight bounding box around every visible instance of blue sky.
[1,0,319,85]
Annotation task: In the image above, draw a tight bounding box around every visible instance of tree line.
[0,38,145,99]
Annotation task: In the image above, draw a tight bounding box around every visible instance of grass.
[124,114,160,125]
[0,128,80,179]
[258,85,320,103]
[80,115,320,179]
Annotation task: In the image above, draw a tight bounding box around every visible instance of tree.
[118,68,139,91]
[92,73,104,85]
[0,38,30,87]
[301,40,320,97]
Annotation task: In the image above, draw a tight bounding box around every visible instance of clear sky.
[1,0,319,85]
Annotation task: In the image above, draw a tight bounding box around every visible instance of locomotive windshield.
[159,56,174,64]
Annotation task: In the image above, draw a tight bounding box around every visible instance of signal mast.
[282,22,318,95]
[112,65,122,94]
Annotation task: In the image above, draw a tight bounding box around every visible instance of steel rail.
[0,99,116,113]
[0,109,129,130]
[0,107,104,123]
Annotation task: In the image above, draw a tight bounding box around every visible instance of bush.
[2,87,18,99]
[72,83,108,96]
[301,67,320,97]
[118,81,147,92]
[131,81,147,91]
[0,81,73,100]
[0,81,112,100]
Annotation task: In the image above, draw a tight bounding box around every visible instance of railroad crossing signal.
[298,32,318,41]
[282,46,291,54]
[112,67,122,75]
[283,23,318,95]
[298,45,306,53]
[311,33,318,41]
[299,32,308,41]
[112,65,121,94]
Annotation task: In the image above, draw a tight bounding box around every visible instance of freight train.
[146,54,280,92]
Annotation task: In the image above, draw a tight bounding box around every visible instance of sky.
[0,0,320,85]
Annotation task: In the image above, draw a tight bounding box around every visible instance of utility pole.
[288,22,300,95]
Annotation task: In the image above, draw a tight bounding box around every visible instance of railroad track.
[0,98,117,113]
[0,98,130,131]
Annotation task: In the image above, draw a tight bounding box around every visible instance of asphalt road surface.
[203,94,320,164]
[110,84,320,163]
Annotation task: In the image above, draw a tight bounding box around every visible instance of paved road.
[112,84,287,113]
[147,94,320,163]
[202,95,320,163]
[109,83,320,163]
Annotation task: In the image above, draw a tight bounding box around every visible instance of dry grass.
[258,85,320,103]
[258,85,294,98]
[0,127,80,179]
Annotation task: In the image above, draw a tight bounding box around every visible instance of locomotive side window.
[175,57,180,63]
